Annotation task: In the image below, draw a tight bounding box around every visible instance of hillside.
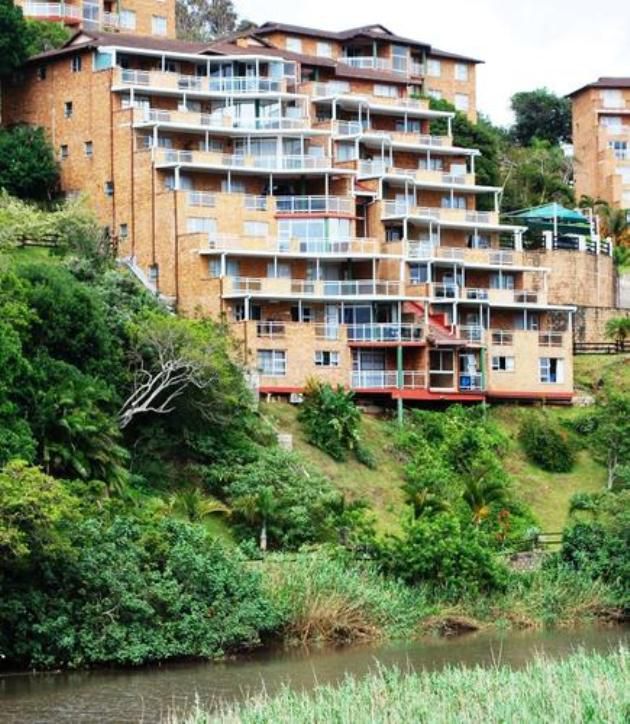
[263,354,629,534]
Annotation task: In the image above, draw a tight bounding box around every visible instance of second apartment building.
[3,26,576,403]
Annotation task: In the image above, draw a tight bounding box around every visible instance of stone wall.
[573,306,630,343]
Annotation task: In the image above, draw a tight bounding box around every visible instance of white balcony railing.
[157,150,332,171]
[491,330,514,346]
[223,277,402,297]
[187,191,216,207]
[205,234,379,256]
[459,373,484,391]
[141,107,307,131]
[350,371,426,389]
[275,196,353,214]
[207,77,285,94]
[256,321,286,339]
[22,2,81,18]
[539,332,564,347]
[244,195,267,211]
[339,56,393,72]
[458,326,484,344]
[119,70,287,95]
[347,324,424,343]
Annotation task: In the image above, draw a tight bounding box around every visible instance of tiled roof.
[427,47,483,64]
[568,77,630,97]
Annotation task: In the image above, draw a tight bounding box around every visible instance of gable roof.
[427,47,483,64]
[568,77,630,98]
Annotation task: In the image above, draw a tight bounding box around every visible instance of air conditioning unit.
[289,393,304,404]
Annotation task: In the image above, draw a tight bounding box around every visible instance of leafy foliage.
[176,0,253,41]
[0,126,59,200]
[23,18,71,56]
[0,0,29,78]
[298,380,373,464]
[519,413,576,473]
[510,88,572,145]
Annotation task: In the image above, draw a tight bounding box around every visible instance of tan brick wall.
[424,56,477,121]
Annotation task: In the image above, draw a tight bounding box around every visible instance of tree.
[168,488,229,522]
[23,18,70,56]
[510,88,572,145]
[590,394,630,490]
[605,317,630,345]
[598,205,629,246]
[176,0,244,41]
[0,125,59,200]
[500,139,574,211]
[462,476,508,526]
[232,486,278,551]
[0,0,28,79]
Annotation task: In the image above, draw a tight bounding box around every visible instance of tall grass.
[262,551,435,645]
[172,648,628,724]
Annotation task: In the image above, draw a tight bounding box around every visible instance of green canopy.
[505,203,589,225]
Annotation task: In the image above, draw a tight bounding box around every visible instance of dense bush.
[298,380,374,465]
[376,513,509,598]
[0,126,59,201]
[0,463,278,668]
[519,413,575,472]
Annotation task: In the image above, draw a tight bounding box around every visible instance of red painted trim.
[259,386,303,394]
[391,390,486,402]
[487,391,573,401]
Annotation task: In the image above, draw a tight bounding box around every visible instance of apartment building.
[15,0,175,37]
[3,27,578,404]
[570,77,630,210]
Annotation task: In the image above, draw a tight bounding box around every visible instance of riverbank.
[173,647,628,724]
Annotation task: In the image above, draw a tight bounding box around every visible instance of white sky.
[236,0,630,127]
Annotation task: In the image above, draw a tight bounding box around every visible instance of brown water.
[0,626,627,723]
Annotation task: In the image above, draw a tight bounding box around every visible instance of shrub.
[298,380,369,463]
[376,513,509,598]
[0,126,59,201]
[0,506,279,668]
[519,413,575,472]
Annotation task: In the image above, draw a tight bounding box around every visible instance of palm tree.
[403,484,451,519]
[169,488,230,523]
[462,477,508,525]
[605,317,630,346]
[232,486,278,551]
[598,205,629,246]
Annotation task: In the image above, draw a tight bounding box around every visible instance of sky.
[235,0,630,127]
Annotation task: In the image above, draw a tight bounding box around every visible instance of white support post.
[244,296,250,321]
[447,116,452,137]
[324,174,329,196]
[220,253,226,277]
[471,154,476,175]
[161,55,166,72]
[174,165,180,190]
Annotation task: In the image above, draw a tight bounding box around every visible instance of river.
[1,626,627,723]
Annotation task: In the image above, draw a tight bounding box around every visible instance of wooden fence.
[573,340,629,355]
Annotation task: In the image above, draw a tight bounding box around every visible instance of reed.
[172,648,628,724]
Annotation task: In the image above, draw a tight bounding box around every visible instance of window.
[60,144,69,160]
[391,45,408,73]
[426,58,441,77]
[187,217,217,233]
[221,179,245,193]
[374,84,397,98]
[539,357,564,384]
[441,195,466,209]
[267,262,290,278]
[600,115,622,131]
[84,141,93,157]
[455,93,469,111]
[120,9,136,29]
[317,41,333,58]
[419,157,443,171]
[286,37,302,52]
[601,89,623,108]
[64,101,73,118]
[395,118,421,133]
[119,223,128,238]
[609,140,628,159]
[104,181,114,196]
[71,56,82,72]
[492,356,515,372]
[37,65,47,81]
[455,63,469,81]
[315,350,339,367]
[409,263,428,283]
[257,350,286,376]
[244,221,268,237]
[291,305,312,322]
[152,15,167,35]
[427,89,442,100]
[490,272,515,290]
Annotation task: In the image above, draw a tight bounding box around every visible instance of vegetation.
[0,127,59,201]
[0,0,29,78]
[176,0,254,41]
[24,18,71,56]
[298,380,375,465]
[519,413,575,473]
[510,88,572,146]
[179,649,629,723]
[605,316,630,345]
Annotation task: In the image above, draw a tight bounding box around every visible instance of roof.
[505,203,589,224]
[567,77,630,98]
[205,40,335,67]
[253,21,432,50]
[427,46,484,64]
[27,30,208,62]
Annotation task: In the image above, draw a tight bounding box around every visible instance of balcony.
[347,323,424,343]
[382,202,500,227]
[307,82,430,110]
[491,330,513,346]
[254,321,345,341]
[538,332,564,347]
[350,371,426,389]
[155,149,334,172]
[338,56,424,78]
[116,69,289,95]
[458,326,485,344]
[22,2,81,19]
[360,162,474,187]
[136,107,308,131]
[459,373,484,391]
[407,243,524,266]
[275,196,354,215]
[222,277,403,298]
[204,234,380,256]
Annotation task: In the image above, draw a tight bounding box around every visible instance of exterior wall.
[573,306,630,343]
[572,85,630,208]
[424,55,477,121]
[15,0,176,38]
